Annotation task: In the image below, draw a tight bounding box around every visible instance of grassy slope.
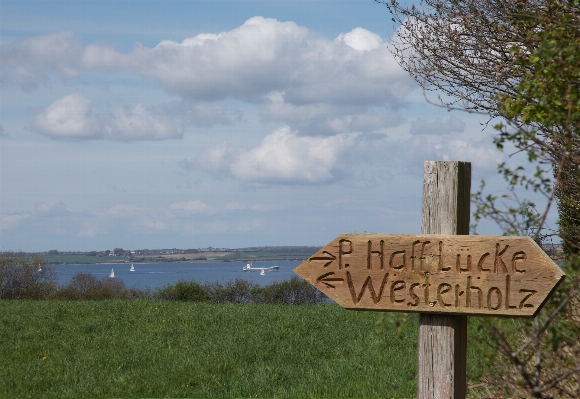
[1,301,484,398]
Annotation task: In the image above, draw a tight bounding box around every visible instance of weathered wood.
[419,312,467,399]
[420,161,469,399]
[293,234,564,316]
[422,161,471,236]
[292,160,565,399]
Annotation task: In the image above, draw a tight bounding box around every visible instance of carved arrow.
[316,272,344,289]
[309,251,336,268]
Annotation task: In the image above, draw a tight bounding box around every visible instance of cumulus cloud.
[103,103,185,141]
[32,94,100,139]
[439,139,503,170]
[0,31,81,90]
[194,141,241,178]
[32,94,234,141]
[1,66,49,91]
[5,17,420,148]
[409,116,466,135]
[195,126,359,185]
[2,18,414,107]
[337,27,383,52]
[261,91,403,135]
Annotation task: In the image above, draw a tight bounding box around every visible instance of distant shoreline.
[45,257,313,266]
[38,246,321,266]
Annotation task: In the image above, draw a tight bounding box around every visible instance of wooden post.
[419,161,470,399]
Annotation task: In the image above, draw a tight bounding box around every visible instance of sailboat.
[109,268,115,278]
[260,269,265,276]
[130,264,135,272]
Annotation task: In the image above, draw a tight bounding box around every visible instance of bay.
[51,261,301,290]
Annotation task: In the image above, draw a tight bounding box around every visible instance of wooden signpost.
[294,161,565,399]
[293,234,564,317]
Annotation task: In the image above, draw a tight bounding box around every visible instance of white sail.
[109,268,115,278]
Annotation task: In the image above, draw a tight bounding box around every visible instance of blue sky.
[1,0,533,252]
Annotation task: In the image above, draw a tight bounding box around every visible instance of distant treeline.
[30,246,322,257]
[23,246,323,264]
[220,246,322,261]
[238,246,322,253]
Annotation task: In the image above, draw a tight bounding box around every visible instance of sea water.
[51,261,301,290]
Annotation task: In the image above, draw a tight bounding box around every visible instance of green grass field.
[0,301,484,398]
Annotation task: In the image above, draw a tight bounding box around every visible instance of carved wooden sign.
[294,234,565,317]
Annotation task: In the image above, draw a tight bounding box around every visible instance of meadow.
[0,300,490,398]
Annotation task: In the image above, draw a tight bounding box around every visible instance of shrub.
[56,272,148,300]
[205,278,256,304]
[153,279,209,302]
[151,277,328,305]
[0,252,57,299]
[257,276,328,305]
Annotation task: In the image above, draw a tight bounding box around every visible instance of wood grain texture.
[422,161,471,236]
[420,161,469,399]
[293,234,564,317]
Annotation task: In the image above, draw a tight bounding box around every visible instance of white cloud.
[1,66,49,91]
[18,31,82,65]
[196,126,359,185]
[261,91,403,135]
[337,27,383,52]
[440,139,503,171]
[32,95,234,141]
[32,94,100,139]
[7,18,418,148]
[185,104,239,127]
[3,18,414,107]
[194,141,240,178]
[103,103,184,141]
[0,32,81,90]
